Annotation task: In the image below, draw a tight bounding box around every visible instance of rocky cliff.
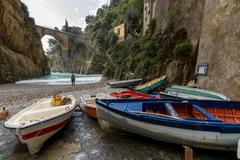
[0,0,49,83]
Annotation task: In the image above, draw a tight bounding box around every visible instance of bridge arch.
[36,25,77,61]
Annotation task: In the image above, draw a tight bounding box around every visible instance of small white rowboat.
[4,95,76,154]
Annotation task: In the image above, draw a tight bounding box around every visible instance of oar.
[128,111,182,119]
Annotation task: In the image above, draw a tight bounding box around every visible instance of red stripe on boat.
[21,118,71,140]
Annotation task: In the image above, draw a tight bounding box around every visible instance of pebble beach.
[0,81,237,160]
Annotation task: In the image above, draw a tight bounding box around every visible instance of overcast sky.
[21,0,110,51]
[21,0,110,29]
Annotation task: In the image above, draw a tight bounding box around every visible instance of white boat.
[4,95,76,154]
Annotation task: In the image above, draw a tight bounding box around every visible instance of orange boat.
[80,91,154,119]
[85,103,98,119]
[80,93,107,119]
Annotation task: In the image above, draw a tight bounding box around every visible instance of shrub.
[21,2,29,16]
[173,42,193,58]
[149,19,156,35]
[29,17,35,24]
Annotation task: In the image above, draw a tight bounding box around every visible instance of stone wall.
[0,0,49,83]
[196,0,240,100]
[144,0,240,99]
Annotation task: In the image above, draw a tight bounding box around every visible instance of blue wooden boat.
[96,98,240,157]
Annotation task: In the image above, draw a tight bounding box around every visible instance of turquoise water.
[16,72,102,85]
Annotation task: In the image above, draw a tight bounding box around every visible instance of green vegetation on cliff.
[105,28,195,80]
[85,0,143,52]
[84,0,196,84]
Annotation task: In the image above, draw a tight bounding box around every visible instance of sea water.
[15,72,102,85]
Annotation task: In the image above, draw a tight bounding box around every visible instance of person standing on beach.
[71,74,75,87]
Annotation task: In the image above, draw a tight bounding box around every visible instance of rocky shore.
[0,82,236,160]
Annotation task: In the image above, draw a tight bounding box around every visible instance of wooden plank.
[192,104,217,120]
[128,110,182,119]
[183,145,193,160]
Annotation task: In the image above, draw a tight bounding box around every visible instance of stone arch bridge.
[36,25,83,61]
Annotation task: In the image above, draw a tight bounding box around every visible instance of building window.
[117,28,121,35]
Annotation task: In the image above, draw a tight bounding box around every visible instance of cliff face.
[196,0,240,99]
[143,0,205,85]
[0,0,49,83]
[145,0,205,46]
[164,0,205,85]
[149,0,240,99]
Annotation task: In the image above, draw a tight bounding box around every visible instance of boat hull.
[96,104,239,151]
[165,85,229,100]
[10,109,74,154]
[4,95,76,154]
[158,92,216,100]
[108,79,142,88]
[135,76,166,93]
[80,94,109,119]
[85,104,97,119]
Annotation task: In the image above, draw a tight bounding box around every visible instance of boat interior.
[141,102,240,123]
[107,100,240,123]
[8,97,73,126]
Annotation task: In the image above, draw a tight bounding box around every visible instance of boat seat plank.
[192,104,217,120]
[210,113,240,118]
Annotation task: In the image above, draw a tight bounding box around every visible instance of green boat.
[164,85,229,100]
[135,76,166,93]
